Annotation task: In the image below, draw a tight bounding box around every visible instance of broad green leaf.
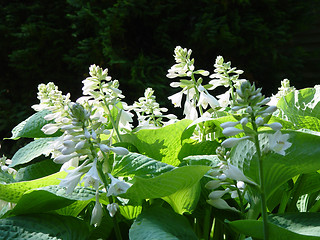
[112,152,174,178]
[228,213,320,239]
[56,199,92,217]
[230,131,320,201]
[9,110,62,139]
[15,159,60,181]
[123,165,211,201]
[0,171,67,203]
[129,206,198,240]
[162,182,201,214]
[0,213,90,240]
[119,204,143,220]
[178,140,220,160]
[277,87,320,131]
[4,186,96,217]
[122,119,193,166]
[181,154,220,167]
[9,138,57,167]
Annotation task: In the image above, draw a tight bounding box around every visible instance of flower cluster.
[206,147,256,212]
[129,88,177,127]
[220,80,292,156]
[208,56,246,109]
[268,79,296,106]
[32,65,134,226]
[167,46,217,120]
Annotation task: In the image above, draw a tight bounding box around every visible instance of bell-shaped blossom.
[59,160,90,194]
[208,189,230,199]
[90,191,103,227]
[82,159,102,190]
[168,91,183,108]
[107,174,131,197]
[269,130,292,156]
[197,85,219,109]
[220,121,240,129]
[224,164,257,185]
[107,203,119,217]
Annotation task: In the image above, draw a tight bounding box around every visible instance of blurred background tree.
[1,0,319,156]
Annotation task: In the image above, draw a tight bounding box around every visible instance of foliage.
[1,46,320,240]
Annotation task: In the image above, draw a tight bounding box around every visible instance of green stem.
[104,102,122,142]
[96,160,123,240]
[251,114,269,240]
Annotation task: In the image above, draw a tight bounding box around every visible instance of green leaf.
[162,182,201,214]
[0,171,67,203]
[228,213,320,239]
[178,140,220,160]
[15,159,60,181]
[4,186,96,217]
[122,119,193,166]
[277,87,320,131]
[9,110,62,140]
[112,152,174,178]
[0,213,90,239]
[119,204,143,220]
[123,165,211,201]
[230,131,320,200]
[9,138,57,167]
[129,206,198,240]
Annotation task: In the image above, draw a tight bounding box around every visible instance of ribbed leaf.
[112,152,174,178]
[228,213,320,239]
[277,87,320,131]
[230,131,320,200]
[123,165,211,201]
[122,119,193,166]
[0,171,67,203]
[4,186,96,217]
[129,206,197,240]
[0,213,90,240]
[10,138,57,167]
[10,110,62,139]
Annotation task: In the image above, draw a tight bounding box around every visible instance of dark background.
[1,0,320,157]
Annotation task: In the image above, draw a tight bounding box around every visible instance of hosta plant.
[1,46,320,240]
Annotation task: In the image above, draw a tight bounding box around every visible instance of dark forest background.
[1,0,320,156]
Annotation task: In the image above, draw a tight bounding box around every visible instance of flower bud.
[220,121,239,129]
[110,147,129,155]
[240,117,248,126]
[255,117,264,126]
[221,136,250,148]
[264,122,282,131]
[205,180,222,190]
[107,203,119,217]
[222,127,244,136]
[208,190,229,199]
[263,106,277,114]
[246,106,253,113]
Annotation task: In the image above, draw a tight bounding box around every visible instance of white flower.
[110,147,129,155]
[269,130,292,156]
[107,174,131,197]
[217,90,230,108]
[107,203,119,217]
[205,180,222,190]
[91,191,103,227]
[168,91,184,108]
[59,161,88,194]
[224,164,256,185]
[220,121,240,129]
[82,159,102,190]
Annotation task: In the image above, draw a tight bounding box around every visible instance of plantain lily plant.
[1,46,320,240]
